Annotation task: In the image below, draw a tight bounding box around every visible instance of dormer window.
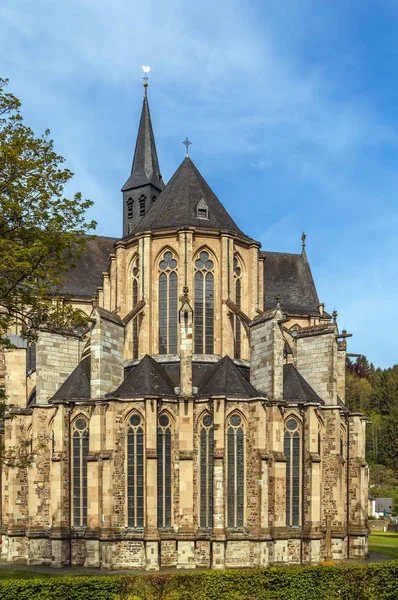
[152,196,156,204]
[139,195,146,216]
[196,198,209,220]
[127,198,133,219]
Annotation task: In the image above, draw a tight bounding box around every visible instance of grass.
[368,531,398,559]
[0,569,62,580]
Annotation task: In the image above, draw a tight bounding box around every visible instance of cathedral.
[0,80,368,570]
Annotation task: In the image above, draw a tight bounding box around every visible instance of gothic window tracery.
[194,250,214,354]
[158,251,178,354]
[72,417,89,527]
[157,413,172,528]
[233,255,242,359]
[227,413,245,529]
[127,413,144,528]
[284,417,301,527]
[132,256,140,359]
[200,413,214,529]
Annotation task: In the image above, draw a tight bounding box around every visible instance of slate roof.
[122,94,164,192]
[58,236,116,299]
[198,355,264,398]
[112,354,175,398]
[283,363,323,404]
[131,157,251,239]
[50,356,91,402]
[261,249,320,315]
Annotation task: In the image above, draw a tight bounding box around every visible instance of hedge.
[1,561,398,600]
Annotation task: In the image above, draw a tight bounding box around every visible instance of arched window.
[132,256,140,359]
[139,195,146,216]
[72,417,89,527]
[158,251,178,354]
[157,413,172,528]
[194,250,214,354]
[233,256,242,359]
[227,413,244,529]
[127,198,133,220]
[284,417,301,527]
[127,413,144,528]
[200,413,214,529]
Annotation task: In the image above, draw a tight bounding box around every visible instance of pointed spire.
[122,84,164,193]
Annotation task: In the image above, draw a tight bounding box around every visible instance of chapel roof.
[58,236,116,299]
[197,355,264,398]
[261,249,320,315]
[283,363,324,404]
[112,354,175,398]
[50,356,91,402]
[130,157,251,240]
[122,93,164,192]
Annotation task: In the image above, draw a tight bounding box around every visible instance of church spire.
[122,69,164,237]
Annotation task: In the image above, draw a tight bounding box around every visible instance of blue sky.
[1,0,397,368]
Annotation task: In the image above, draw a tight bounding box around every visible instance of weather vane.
[142,65,151,94]
[183,137,192,157]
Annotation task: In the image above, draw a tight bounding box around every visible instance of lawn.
[368,531,398,559]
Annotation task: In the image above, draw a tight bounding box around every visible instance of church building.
[0,79,369,570]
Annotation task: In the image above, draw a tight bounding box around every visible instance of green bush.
[1,562,398,600]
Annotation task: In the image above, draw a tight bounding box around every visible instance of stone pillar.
[348,414,368,558]
[4,349,27,407]
[249,308,284,400]
[220,235,234,357]
[306,407,321,530]
[296,325,337,405]
[109,254,116,312]
[179,295,193,397]
[36,332,81,404]
[212,397,225,569]
[145,398,159,569]
[90,307,125,400]
[267,405,286,529]
[336,339,346,403]
[50,404,71,567]
[177,398,194,533]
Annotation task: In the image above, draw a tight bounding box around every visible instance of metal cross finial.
[142,65,151,95]
[301,231,306,248]
[183,137,192,157]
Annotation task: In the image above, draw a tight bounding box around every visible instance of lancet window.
[200,413,214,529]
[127,413,144,528]
[284,417,301,527]
[72,417,89,527]
[194,250,214,354]
[157,413,172,528]
[227,413,245,529]
[233,255,242,359]
[158,251,178,354]
[132,256,140,359]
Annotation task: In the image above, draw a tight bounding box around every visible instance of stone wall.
[90,307,125,399]
[296,326,337,405]
[249,308,284,399]
[36,331,81,404]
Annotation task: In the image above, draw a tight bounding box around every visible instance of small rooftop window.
[196,198,209,220]
[139,195,146,216]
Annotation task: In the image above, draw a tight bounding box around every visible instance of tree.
[0,78,96,346]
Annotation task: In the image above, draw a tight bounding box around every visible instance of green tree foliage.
[0,78,96,345]
[346,356,398,498]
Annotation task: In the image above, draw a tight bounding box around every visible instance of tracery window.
[233,255,242,359]
[132,256,140,359]
[158,251,178,354]
[200,413,214,528]
[227,413,244,529]
[194,250,214,354]
[284,417,301,527]
[127,413,144,528]
[157,413,172,528]
[139,195,146,216]
[72,417,89,527]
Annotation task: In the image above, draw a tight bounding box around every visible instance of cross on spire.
[183,137,192,157]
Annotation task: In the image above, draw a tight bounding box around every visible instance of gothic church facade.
[1,82,368,570]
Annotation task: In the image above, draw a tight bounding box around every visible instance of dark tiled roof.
[122,95,164,192]
[262,250,320,315]
[50,357,91,402]
[59,236,116,299]
[94,306,125,326]
[112,354,175,398]
[283,363,323,404]
[131,157,251,239]
[198,355,264,398]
